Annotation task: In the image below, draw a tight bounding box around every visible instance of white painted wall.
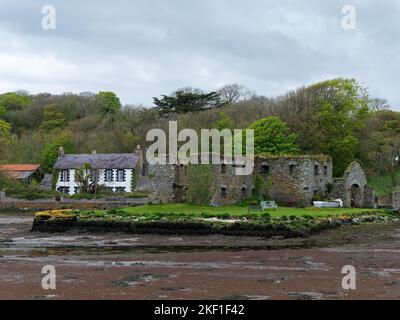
[56,169,133,195]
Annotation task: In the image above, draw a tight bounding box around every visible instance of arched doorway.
[350,184,362,207]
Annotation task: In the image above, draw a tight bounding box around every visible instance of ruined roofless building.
[253,155,333,206]
[137,154,375,208]
[136,153,252,205]
[137,154,332,206]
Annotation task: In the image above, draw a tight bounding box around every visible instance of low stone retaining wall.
[0,197,148,211]
[32,219,308,238]
[31,211,396,238]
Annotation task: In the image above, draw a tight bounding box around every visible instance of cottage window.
[58,186,70,194]
[314,165,319,175]
[105,169,113,182]
[117,169,125,182]
[289,164,296,174]
[60,170,69,182]
[115,187,126,193]
[323,165,328,176]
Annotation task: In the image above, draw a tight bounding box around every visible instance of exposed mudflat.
[1,212,400,300]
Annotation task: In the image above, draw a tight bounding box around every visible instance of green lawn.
[121,203,382,218]
[368,169,400,196]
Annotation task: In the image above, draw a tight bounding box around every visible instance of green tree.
[0,119,12,159]
[363,111,400,188]
[97,92,122,114]
[0,105,6,118]
[40,135,75,172]
[40,104,67,131]
[249,116,299,155]
[0,92,31,111]
[74,163,93,194]
[369,134,400,188]
[310,78,370,176]
[153,89,225,114]
[213,112,234,131]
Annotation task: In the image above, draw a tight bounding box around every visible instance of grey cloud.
[0,0,398,108]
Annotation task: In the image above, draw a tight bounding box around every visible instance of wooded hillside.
[0,79,399,188]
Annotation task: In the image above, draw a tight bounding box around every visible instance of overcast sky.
[0,0,398,108]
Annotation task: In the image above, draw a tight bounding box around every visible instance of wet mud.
[1,212,400,300]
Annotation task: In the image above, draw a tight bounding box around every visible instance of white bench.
[313,200,342,208]
[261,201,278,211]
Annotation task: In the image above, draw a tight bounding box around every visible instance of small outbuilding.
[0,164,41,184]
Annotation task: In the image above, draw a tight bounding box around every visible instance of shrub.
[6,185,60,200]
[296,201,306,208]
[70,193,97,200]
[106,209,118,215]
[384,209,398,216]
[218,213,231,219]
[261,212,271,219]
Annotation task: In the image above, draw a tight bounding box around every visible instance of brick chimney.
[58,146,65,157]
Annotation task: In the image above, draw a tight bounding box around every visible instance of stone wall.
[364,185,376,208]
[141,156,379,208]
[209,164,253,205]
[332,161,372,208]
[0,197,148,211]
[137,163,176,203]
[377,196,393,208]
[393,188,400,211]
[254,155,333,205]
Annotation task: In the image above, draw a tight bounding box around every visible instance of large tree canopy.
[309,78,370,176]
[97,91,122,114]
[0,119,12,159]
[40,134,75,171]
[40,104,68,131]
[153,89,225,114]
[249,116,299,155]
[0,92,31,111]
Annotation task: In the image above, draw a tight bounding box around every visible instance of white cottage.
[53,148,141,195]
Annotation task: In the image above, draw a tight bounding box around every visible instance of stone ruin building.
[136,153,376,208]
[332,161,375,208]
